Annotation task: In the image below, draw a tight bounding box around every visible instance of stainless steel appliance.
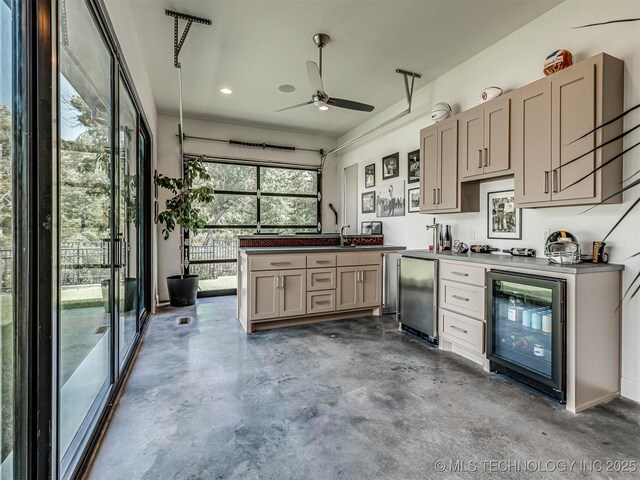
[487,270,566,402]
[382,252,400,314]
[397,255,438,342]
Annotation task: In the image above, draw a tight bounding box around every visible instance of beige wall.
[156,115,338,301]
[336,0,640,402]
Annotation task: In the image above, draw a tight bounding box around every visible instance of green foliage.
[154,156,215,240]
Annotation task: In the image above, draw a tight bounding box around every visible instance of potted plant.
[154,155,214,306]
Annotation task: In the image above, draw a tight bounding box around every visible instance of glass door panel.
[58,0,113,465]
[492,280,554,378]
[1,0,14,475]
[117,82,139,367]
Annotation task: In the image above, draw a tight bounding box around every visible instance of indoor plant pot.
[166,274,199,307]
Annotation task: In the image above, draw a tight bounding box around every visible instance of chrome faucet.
[340,225,351,246]
[425,218,441,252]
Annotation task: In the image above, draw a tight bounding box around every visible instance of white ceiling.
[129,0,561,137]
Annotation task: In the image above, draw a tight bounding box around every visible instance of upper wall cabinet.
[514,53,624,207]
[460,96,511,180]
[420,119,480,213]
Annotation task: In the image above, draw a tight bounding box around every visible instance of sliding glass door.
[117,80,139,366]
[58,0,113,471]
[0,0,15,476]
[56,0,148,477]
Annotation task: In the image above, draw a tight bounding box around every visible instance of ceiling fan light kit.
[277,33,376,113]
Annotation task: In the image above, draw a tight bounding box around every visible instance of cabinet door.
[551,61,596,201]
[359,265,382,308]
[437,119,459,210]
[420,126,438,212]
[279,269,306,318]
[459,108,485,179]
[336,267,359,310]
[513,81,552,204]
[249,271,279,321]
[484,97,510,174]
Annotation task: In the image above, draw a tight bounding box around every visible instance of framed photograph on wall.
[407,149,420,184]
[361,221,372,235]
[371,221,383,235]
[364,163,375,188]
[376,180,405,217]
[361,191,376,214]
[487,189,521,239]
[407,187,420,213]
[381,152,399,180]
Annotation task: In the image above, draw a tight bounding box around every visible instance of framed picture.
[361,191,376,214]
[376,180,405,217]
[487,189,521,239]
[407,187,420,213]
[371,221,383,235]
[361,221,372,235]
[364,163,375,188]
[407,149,420,184]
[381,152,399,180]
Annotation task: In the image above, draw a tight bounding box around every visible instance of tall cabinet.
[514,53,623,207]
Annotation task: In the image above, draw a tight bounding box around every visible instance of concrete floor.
[88,297,640,479]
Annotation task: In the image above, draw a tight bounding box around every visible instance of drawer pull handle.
[451,294,469,302]
[270,261,291,266]
[316,260,331,264]
[450,325,468,334]
[315,300,331,305]
[315,278,330,282]
[451,271,469,277]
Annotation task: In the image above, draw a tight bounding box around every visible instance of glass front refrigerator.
[487,270,566,402]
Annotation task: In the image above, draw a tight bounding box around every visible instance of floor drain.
[94,325,109,335]
[177,317,191,325]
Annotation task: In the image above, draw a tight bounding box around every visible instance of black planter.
[167,274,199,307]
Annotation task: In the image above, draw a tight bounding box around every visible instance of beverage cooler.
[487,270,566,402]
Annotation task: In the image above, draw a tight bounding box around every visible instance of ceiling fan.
[277,33,375,113]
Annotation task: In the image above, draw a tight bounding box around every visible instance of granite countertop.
[239,245,406,255]
[401,249,624,275]
[237,234,382,239]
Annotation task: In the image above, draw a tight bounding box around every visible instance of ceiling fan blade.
[275,100,314,112]
[306,60,325,94]
[327,97,375,112]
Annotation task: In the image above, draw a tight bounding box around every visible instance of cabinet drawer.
[440,261,485,286]
[307,268,336,291]
[441,280,485,320]
[440,309,485,355]
[249,254,306,271]
[307,254,336,268]
[337,251,382,267]
[307,290,336,314]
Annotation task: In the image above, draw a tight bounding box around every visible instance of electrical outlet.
[542,228,550,242]
[469,227,476,241]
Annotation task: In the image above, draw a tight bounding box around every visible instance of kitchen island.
[237,245,404,334]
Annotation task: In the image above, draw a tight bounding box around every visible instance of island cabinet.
[459,96,511,180]
[513,53,623,207]
[238,249,391,334]
[420,118,479,214]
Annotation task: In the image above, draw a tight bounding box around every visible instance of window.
[188,159,321,295]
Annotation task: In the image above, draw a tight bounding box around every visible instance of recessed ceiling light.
[278,84,296,93]
[319,105,329,111]
[220,88,232,95]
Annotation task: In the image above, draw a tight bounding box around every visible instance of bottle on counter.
[470,245,499,254]
[442,225,452,251]
[502,248,536,257]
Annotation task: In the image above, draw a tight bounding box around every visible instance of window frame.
[183,157,322,295]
